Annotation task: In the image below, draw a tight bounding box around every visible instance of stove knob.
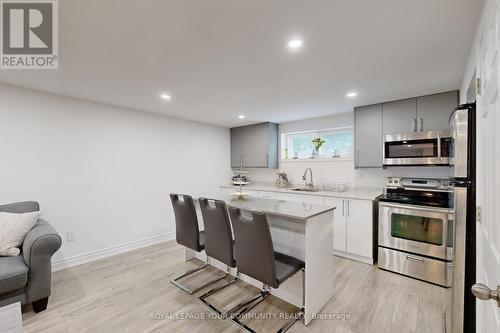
[388,180,393,183]
[394,180,399,183]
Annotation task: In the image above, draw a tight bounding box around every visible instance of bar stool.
[197,198,239,315]
[228,207,305,333]
[169,194,227,294]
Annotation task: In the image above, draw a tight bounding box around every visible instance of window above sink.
[281,127,354,161]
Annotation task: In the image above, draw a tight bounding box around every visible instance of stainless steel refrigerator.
[447,103,476,333]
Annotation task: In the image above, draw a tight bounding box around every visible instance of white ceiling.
[0,0,483,127]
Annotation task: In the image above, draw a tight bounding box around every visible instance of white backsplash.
[246,163,451,188]
[354,166,452,187]
[245,160,355,187]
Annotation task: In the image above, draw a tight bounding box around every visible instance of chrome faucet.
[302,168,314,189]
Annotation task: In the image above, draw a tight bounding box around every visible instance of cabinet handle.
[356,150,359,167]
[412,118,417,132]
[347,200,350,217]
[419,118,423,132]
[266,153,269,167]
[437,133,442,158]
[342,200,345,216]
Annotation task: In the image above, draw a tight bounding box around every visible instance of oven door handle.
[406,255,425,263]
[379,201,454,214]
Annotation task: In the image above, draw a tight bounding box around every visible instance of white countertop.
[198,194,335,220]
[222,182,383,201]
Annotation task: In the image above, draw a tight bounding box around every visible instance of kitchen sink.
[289,188,321,192]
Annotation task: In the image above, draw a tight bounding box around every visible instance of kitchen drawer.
[220,187,258,197]
[243,189,259,197]
[275,192,324,205]
[378,247,452,287]
[258,191,276,199]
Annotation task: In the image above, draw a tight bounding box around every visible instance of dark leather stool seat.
[198,231,205,249]
[275,252,305,285]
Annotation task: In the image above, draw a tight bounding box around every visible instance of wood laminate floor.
[22,241,449,333]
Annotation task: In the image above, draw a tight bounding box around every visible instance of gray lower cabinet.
[416,91,458,132]
[230,122,278,168]
[355,104,383,167]
[382,98,417,135]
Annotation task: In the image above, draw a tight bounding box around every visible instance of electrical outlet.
[476,205,482,223]
[67,232,76,242]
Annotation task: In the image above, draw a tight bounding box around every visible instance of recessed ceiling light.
[287,39,303,49]
[347,92,357,98]
[160,93,172,101]
[238,115,245,119]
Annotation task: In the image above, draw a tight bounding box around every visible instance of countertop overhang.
[198,194,335,220]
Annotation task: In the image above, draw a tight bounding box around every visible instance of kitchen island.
[186,195,335,325]
[221,184,382,265]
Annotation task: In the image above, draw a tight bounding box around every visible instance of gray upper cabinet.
[416,91,458,132]
[354,91,458,168]
[382,98,417,135]
[381,91,458,135]
[230,126,244,167]
[253,122,277,168]
[241,125,254,166]
[355,104,383,168]
[230,122,278,169]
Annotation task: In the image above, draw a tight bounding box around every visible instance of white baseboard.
[334,250,374,265]
[52,232,176,272]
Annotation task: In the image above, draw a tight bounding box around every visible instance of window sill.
[280,158,354,163]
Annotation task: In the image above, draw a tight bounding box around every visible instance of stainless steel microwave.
[383,130,451,166]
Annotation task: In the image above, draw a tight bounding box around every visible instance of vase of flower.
[276,171,289,188]
[311,137,325,159]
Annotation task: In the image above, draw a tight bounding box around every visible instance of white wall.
[0,84,231,266]
[278,113,354,134]
[460,0,494,101]
[248,112,451,188]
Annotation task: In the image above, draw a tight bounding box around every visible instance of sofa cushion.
[0,255,28,295]
[0,201,39,214]
[0,211,41,256]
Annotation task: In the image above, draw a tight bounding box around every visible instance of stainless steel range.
[377,177,454,287]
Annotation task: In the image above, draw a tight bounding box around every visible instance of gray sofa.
[0,201,62,312]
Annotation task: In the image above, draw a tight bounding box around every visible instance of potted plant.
[311,137,325,158]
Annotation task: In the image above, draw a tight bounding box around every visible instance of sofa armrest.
[22,219,62,303]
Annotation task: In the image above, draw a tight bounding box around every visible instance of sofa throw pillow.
[0,211,41,256]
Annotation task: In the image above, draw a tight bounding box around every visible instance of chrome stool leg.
[170,258,228,295]
[276,311,303,333]
[226,284,270,316]
[230,285,271,332]
[198,268,239,316]
[231,268,306,333]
